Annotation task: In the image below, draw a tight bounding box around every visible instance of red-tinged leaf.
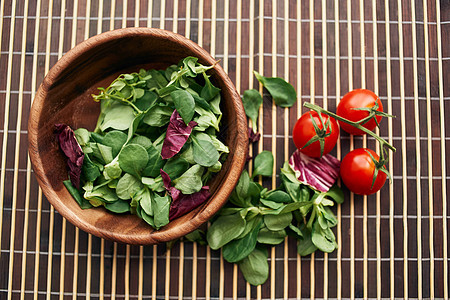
[161,110,197,159]
[248,127,261,143]
[160,169,171,190]
[169,186,210,220]
[159,169,210,220]
[55,124,84,189]
[288,149,340,193]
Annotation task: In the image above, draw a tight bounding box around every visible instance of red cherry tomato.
[336,89,383,135]
[340,148,387,195]
[292,111,339,158]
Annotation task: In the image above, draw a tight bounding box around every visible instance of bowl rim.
[28,27,248,245]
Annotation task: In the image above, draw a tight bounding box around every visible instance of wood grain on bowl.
[28,28,248,245]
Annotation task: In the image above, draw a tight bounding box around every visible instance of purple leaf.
[248,127,261,143]
[161,110,197,159]
[159,169,211,220]
[160,169,171,190]
[169,186,210,220]
[288,149,340,193]
[55,124,84,189]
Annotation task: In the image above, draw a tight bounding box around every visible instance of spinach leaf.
[297,227,318,256]
[74,128,90,146]
[323,185,344,204]
[256,227,286,245]
[97,144,113,164]
[82,155,101,182]
[242,89,263,132]
[311,222,337,253]
[103,131,128,157]
[129,135,153,149]
[103,160,122,180]
[262,190,291,203]
[206,212,246,250]
[171,89,195,125]
[118,144,149,177]
[259,199,283,210]
[63,180,93,209]
[105,199,130,213]
[143,105,173,127]
[253,71,297,108]
[172,164,204,194]
[201,73,221,101]
[152,194,170,229]
[192,135,220,167]
[222,218,262,263]
[163,158,190,179]
[140,207,156,227]
[135,90,158,111]
[252,151,274,178]
[99,104,135,131]
[263,213,293,231]
[116,173,144,200]
[141,143,165,178]
[238,247,269,286]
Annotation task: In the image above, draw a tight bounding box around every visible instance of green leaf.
[242,89,263,132]
[82,155,101,182]
[238,248,269,286]
[297,228,318,256]
[100,104,135,131]
[231,170,250,206]
[173,164,204,194]
[135,90,158,111]
[262,190,291,203]
[184,230,207,245]
[103,160,122,180]
[288,223,303,239]
[141,143,165,178]
[143,105,174,127]
[263,213,293,231]
[118,144,149,177]
[116,173,144,200]
[323,185,344,204]
[222,218,262,263]
[140,208,155,227]
[201,74,221,101]
[311,222,337,253]
[256,227,286,245]
[74,128,90,146]
[171,89,195,125]
[64,180,93,209]
[136,188,153,216]
[206,212,246,250]
[105,199,130,213]
[252,151,274,178]
[236,215,263,239]
[97,143,113,164]
[192,135,220,167]
[253,71,297,108]
[152,194,170,229]
[129,135,153,149]
[163,158,190,180]
[134,88,145,99]
[103,131,128,157]
[259,199,283,210]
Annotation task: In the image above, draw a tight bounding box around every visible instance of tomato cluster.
[292,89,389,195]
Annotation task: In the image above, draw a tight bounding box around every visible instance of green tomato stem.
[303,102,396,152]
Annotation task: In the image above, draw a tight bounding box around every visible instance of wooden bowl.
[28,28,248,245]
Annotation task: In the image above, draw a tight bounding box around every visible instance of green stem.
[304,102,396,152]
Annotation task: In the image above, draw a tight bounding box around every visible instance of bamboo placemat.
[0,0,449,298]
